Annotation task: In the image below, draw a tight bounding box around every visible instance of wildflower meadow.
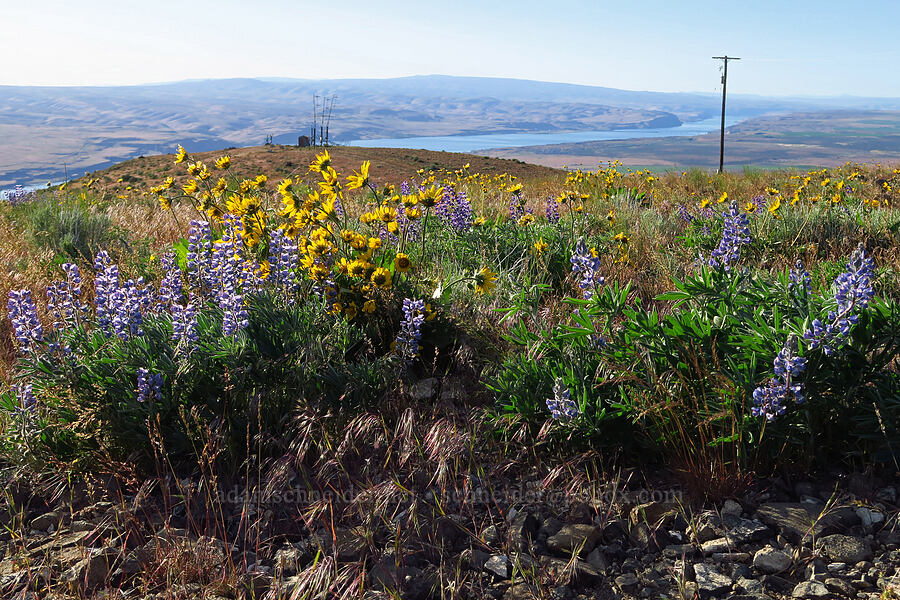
[2,148,898,494]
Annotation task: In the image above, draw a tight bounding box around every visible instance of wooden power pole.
[712,55,739,174]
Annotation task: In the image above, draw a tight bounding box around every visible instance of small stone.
[725,519,772,545]
[62,549,117,591]
[753,546,792,574]
[30,511,61,531]
[826,562,846,572]
[482,525,501,547]
[629,522,670,552]
[817,534,873,564]
[824,577,856,597]
[855,508,884,532]
[693,562,732,595]
[585,547,609,571]
[701,537,731,554]
[630,502,676,528]
[484,555,511,579]
[546,524,602,557]
[721,500,742,517]
[614,573,640,594]
[409,377,439,401]
[711,552,750,562]
[791,580,830,598]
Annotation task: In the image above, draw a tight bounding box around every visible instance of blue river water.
[345,115,741,153]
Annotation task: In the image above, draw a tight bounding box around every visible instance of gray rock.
[756,503,848,544]
[630,502,677,528]
[711,552,750,562]
[62,549,117,591]
[753,546,792,574]
[824,577,856,597]
[736,576,766,595]
[546,524,602,557]
[629,522,670,552]
[585,547,609,571]
[504,583,539,600]
[30,511,61,531]
[614,572,640,594]
[539,556,601,586]
[240,571,273,598]
[726,519,772,545]
[701,537,731,554]
[817,534,873,564]
[855,508,884,532]
[693,562,732,595]
[484,554,511,579]
[791,579,830,598]
[722,500,743,517]
[482,524,501,547]
[409,377,439,401]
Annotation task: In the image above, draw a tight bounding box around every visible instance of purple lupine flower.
[47,263,88,330]
[186,220,214,293]
[708,201,751,270]
[136,368,164,403]
[268,229,299,294]
[110,277,150,341]
[677,204,694,224]
[803,244,874,355]
[13,383,37,414]
[789,259,811,294]
[397,298,425,362]
[546,378,580,422]
[7,290,43,354]
[441,188,474,233]
[157,253,183,310]
[171,302,199,348]
[570,238,605,300]
[508,194,525,221]
[752,334,806,421]
[3,185,32,205]
[751,379,789,421]
[94,250,120,335]
[220,291,249,337]
[545,196,561,224]
[399,181,411,195]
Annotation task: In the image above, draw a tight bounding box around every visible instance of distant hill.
[4,75,900,186]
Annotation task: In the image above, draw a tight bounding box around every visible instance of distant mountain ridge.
[4,75,900,186]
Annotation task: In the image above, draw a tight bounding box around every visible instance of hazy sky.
[4,0,899,97]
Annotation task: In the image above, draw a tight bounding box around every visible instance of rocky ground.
[1,471,898,600]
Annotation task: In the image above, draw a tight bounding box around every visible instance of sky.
[3,0,900,97]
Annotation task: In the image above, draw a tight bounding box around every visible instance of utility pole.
[712,55,739,174]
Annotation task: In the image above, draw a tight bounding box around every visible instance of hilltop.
[76,144,565,190]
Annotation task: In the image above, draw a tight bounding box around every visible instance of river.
[344,116,742,153]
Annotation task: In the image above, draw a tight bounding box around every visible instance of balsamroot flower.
[7,290,43,354]
[397,298,425,362]
[708,201,751,270]
[570,238,604,299]
[546,378,580,422]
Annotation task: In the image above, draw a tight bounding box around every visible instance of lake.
[344,116,742,153]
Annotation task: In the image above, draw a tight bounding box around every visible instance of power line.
[712,55,740,174]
